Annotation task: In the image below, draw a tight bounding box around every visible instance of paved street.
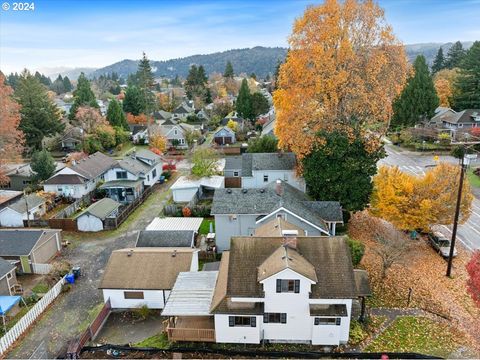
[380,144,480,251]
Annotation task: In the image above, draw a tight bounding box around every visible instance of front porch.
[165,316,215,342]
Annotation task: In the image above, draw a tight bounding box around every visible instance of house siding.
[214,315,262,344]
[0,204,45,227]
[103,289,170,309]
[0,270,16,296]
[172,188,198,203]
[31,232,61,264]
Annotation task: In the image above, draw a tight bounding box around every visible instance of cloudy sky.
[1,0,479,74]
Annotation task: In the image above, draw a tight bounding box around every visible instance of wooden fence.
[54,194,92,219]
[66,299,111,359]
[163,204,211,217]
[31,263,52,275]
[0,276,66,355]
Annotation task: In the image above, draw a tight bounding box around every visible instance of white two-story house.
[224,153,305,192]
[162,236,370,346]
[43,152,117,199]
[211,180,343,251]
[101,149,163,203]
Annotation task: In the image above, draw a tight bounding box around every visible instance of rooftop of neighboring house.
[0,229,60,257]
[146,217,204,232]
[7,162,65,179]
[214,126,235,136]
[254,217,306,237]
[211,181,340,232]
[135,230,195,248]
[61,126,84,140]
[75,198,121,220]
[43,174,87,185]
[0,257,15,279]
[210,236,360,314]
[0,190,23,208]
[6,194,45,214]
[98,247,197,290]
[224,152,297,176]
[153,110,173,121]
[174,103,193,114]
[431,107,480,124]
[129,124,148,135]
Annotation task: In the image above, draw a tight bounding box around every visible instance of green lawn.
[199,218,215,235]
[134,332,170,348]
[32,283,49,294]
[467,167,480,188]
[365,316,463,357]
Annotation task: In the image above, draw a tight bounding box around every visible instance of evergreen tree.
[205,88,212,104]
[247,135,278,153]
[51,75,65,95]
[34,71,52,87]
[391,55,439,128]
[6,72,20,90]
[136,52,156,119]
[236,78,252,120]
[15,71,64,150]
[107,99,128,129]
[224,61,234,78]
[303,129,385,212]
[63,76,73,92]
[69,73,98,120]
[431,47,445,74]
[31,149,56,182]
[452,41,480,110]
[251,92,270,117]
[123,85,146,115]
[250,73,257,80]
[445,41,466,69]
[185,65,208,101]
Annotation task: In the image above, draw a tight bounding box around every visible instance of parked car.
[428,231,457,258]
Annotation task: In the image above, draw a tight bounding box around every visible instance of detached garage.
[213,127,236,146]
[76,198,121,232]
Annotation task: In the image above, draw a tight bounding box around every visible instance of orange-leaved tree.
[0,73,25,185]
[433,69,459,107]
[149,133,167,154]
[126,113,148,125]
[74,106,107,133]
[273,0,408,160]
[370,163,473,231]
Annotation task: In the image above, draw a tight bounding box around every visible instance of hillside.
[88,42,473,80]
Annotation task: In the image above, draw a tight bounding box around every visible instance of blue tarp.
[0,296,21,315]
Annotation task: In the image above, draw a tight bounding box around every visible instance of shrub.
[182,207,192,217]
[133,305,154,320]
[161,171,172,180]
[349,320,368,345]
[347,237,365,267]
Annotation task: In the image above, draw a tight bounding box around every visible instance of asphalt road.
[379,144,480,251]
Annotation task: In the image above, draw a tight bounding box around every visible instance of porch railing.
[166,327,215,342]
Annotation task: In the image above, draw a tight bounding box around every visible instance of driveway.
[379,144,480,251]
[7,180,176,359]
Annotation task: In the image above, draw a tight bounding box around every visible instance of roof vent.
[242,189,248,194]
[226,189,232,194]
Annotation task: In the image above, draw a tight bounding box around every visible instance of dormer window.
[276,279,300,293]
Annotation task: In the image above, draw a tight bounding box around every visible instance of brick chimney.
[275,179,283,196]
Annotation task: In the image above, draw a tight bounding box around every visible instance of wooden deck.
[167,316,215,342]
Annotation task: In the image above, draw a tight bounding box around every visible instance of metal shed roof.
[162,271,218,316]
[146,217,204,231]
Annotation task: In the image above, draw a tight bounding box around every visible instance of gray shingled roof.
[135,149,161,163]
[0,257,15,278]
[118,157,151,176]
[8,194,45,214]
[136,230,195,248]
[211,181,331,233]
[0,230,46,256]
[43,174,86,185]
[303,201,343,222]
[69,152,117,179]
[224,153,296,177]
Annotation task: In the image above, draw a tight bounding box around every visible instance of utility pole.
[446,151,465,277]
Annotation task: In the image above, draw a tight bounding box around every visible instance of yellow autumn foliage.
[370,163,473,231]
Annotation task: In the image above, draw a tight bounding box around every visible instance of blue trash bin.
[65,273,75,284]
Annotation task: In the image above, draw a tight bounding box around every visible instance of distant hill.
[91,47,287,79]
[86,42,473,80]
[40,67,97,80]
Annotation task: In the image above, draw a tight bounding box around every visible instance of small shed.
[213,127,236,146]
[76,198,121,232]
[0,194,46,227]
[171,176,224,203]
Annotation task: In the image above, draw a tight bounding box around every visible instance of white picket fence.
[31,263,52,275]
[0,276,66,355]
